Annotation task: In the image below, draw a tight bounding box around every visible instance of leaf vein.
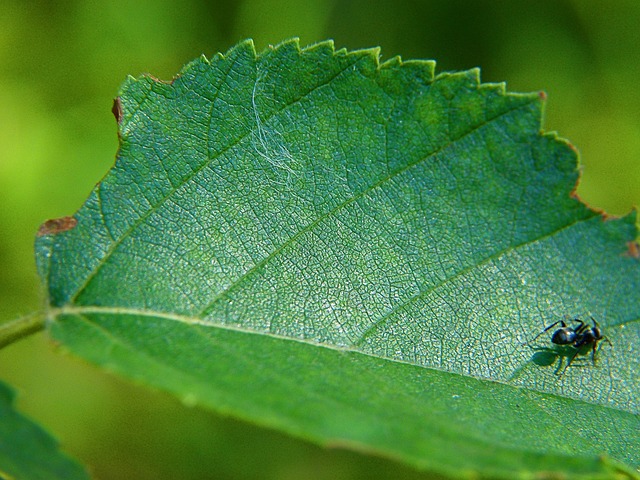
[68,53,363,304]
[199,100,538,317]
[352,215,596,347]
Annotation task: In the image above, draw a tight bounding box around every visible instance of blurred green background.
[0,1,638,478]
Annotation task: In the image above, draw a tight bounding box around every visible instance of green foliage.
[0,381,89,480]
[3,5,640,477]
[30,39,640,479]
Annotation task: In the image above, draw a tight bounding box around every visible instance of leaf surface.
[0,381,89,480]
[35,39,640,479]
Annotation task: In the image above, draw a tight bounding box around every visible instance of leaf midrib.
[66,308,499,451]
[50,304,634,424]
[65,307,591,472]
[55,211,605,359]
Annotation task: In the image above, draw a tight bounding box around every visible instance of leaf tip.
[379,54,403,69]
[302,39,345,60]
[274,36,303,49]
[226,38,258,60]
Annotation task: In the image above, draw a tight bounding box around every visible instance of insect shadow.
[524,317,611,376]
[528,346,590,374]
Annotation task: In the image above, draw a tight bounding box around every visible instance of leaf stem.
[0,312,47,349]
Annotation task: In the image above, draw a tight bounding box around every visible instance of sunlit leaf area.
[1,2,638,479]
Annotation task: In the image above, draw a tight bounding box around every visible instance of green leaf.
[0,381,90,480]
[35,39,640,479]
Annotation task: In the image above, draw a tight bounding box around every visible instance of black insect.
[530,317,611,375]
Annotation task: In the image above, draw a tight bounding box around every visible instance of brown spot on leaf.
[538,91,547,101]
[566,141,579,155]
[626,241,640,259]
[569,189,612,219]
[112,97,123,123]
[37,216,78,236]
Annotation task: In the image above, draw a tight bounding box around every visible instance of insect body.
[532,317,610,375]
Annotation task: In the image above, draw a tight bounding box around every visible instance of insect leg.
[571,318,587,335]
[592,336,613,365]
[527,320,566,346]
[558,348,580,376]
